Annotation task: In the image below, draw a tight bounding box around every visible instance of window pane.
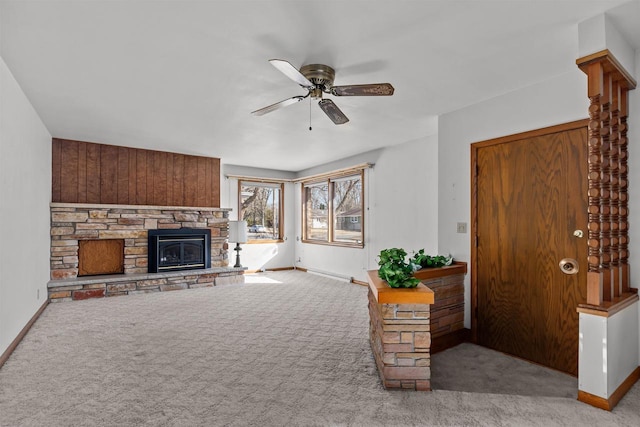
[332,176,362,243]
[240,183,281,240]
[306,184,328,240]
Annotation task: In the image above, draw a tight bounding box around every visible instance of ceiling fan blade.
[331,83,394,96]
[251,96,305,116]
[269,59,314,89]
[318,99,349,125]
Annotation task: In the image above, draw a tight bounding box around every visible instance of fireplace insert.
[148,228,211,273]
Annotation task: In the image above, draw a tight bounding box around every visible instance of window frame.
[301,170,364,248]
[238,179,285,244]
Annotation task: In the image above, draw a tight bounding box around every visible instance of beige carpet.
[0,270,638,426]
[431,343,577,398]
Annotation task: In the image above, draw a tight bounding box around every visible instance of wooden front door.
[472,120,588,376]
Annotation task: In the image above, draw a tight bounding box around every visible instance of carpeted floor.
[0,270,638,426]
[431,343,577,398]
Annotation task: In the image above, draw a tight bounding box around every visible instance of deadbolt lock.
[573,230,584,238]
[559,258,579,275]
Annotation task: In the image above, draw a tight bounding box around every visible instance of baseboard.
[431,328,471,354]
[245,267,296,274]
[293,267,365,285]
[0,300,48,370]
[578,366,640,411]
[351,278,368,287]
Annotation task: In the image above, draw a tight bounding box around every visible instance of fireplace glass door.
[148,228,211,273]
[158,238,204,270]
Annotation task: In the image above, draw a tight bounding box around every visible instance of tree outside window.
[305,183,328,241]
[302,171,363,247]
[239,181,283,242]
[332,176,362,244]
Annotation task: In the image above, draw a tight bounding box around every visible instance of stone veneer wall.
[368,289,431,391]
[50,203,230,280]
[419,273,465,338]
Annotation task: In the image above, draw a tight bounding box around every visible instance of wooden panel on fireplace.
[78,239,125,276]
[51,138,221,207]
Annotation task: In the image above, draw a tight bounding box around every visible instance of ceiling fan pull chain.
[309,97,312,131]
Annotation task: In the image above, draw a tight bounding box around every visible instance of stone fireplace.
[48,203,244,302]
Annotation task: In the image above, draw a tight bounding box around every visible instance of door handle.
[559,258,579,275]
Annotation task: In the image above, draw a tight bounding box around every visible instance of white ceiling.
[1,0,639,172]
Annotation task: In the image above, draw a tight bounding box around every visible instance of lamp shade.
[228,220,248,243]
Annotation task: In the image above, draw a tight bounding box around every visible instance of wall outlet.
[457,222,467,233]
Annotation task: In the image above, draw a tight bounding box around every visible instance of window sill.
[301,239,364,249]
[246,239,285,244]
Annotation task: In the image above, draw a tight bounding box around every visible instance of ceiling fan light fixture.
[310,87,323,99]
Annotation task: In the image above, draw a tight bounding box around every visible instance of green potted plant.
[412,249,453,269]
[377,248,421,288]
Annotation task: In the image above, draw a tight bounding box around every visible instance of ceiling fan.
[251,59,394,125]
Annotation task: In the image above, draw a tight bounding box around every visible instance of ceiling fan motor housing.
[300,64,336,97]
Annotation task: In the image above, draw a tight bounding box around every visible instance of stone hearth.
[48,268,244,302]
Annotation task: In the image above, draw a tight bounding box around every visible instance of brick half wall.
[368,288,431,391]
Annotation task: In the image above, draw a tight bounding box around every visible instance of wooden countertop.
[367,270,434,305]
[412,261,467,280]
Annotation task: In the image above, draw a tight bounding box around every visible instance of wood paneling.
[77,142,87,202]
[52,139,220,207]
[51,139,62,202]
[211,157,220,206]
[60,140,79,203]
[127,149,137,203]
[183,155,199,206]
[117,147,129,205]
[136,149,147,204]
[86,142,101,203]
[100,144,118,204]
[172,153,184,206]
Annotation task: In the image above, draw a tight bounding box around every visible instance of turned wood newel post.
[577,50,636,306]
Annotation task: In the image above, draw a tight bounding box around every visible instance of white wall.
[295,135,440,283]
[220,135,440,282]
[0,55,51,356]
[578,13,636,78]
[578,302,639,399]
[438,69,590,329]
